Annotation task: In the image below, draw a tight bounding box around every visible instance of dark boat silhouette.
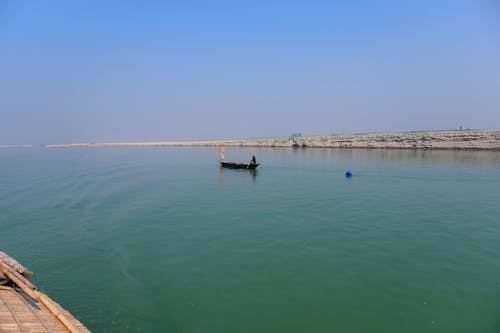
[220,161,259,169]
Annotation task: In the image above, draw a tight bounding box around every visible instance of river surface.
[1,147,499,332]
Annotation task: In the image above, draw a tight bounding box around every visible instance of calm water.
[1,147,499,332]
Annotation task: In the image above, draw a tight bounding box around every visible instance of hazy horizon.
[1,1,500,145]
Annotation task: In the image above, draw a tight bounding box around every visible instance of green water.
[1,147,499,332]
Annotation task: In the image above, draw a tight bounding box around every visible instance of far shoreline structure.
[45,129,500,150]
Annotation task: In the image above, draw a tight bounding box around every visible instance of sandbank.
[45,130,500,150]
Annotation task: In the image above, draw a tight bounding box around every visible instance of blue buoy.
[345,169,353,177]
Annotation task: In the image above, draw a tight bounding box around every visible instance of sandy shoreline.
[46,130,500,150]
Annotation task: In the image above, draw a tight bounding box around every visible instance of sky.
[1,0,499,144]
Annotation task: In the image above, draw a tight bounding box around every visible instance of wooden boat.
[0,251,91,333]
[220,161,259,169]
[219,147,259,169]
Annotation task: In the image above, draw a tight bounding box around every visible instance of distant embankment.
[46,130,500,150]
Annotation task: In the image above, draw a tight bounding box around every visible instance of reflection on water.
[219,166,258,185]
[230,146,500,167]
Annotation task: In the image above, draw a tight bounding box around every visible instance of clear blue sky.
[1,0,499,144]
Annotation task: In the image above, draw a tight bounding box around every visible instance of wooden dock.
[0,252,91,333]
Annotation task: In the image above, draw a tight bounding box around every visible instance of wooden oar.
[0,262,38,299]
[0,252,33,278]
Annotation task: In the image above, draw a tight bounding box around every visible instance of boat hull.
[220,161,259,169]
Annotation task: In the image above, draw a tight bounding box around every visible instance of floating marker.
[345,169,353,177]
